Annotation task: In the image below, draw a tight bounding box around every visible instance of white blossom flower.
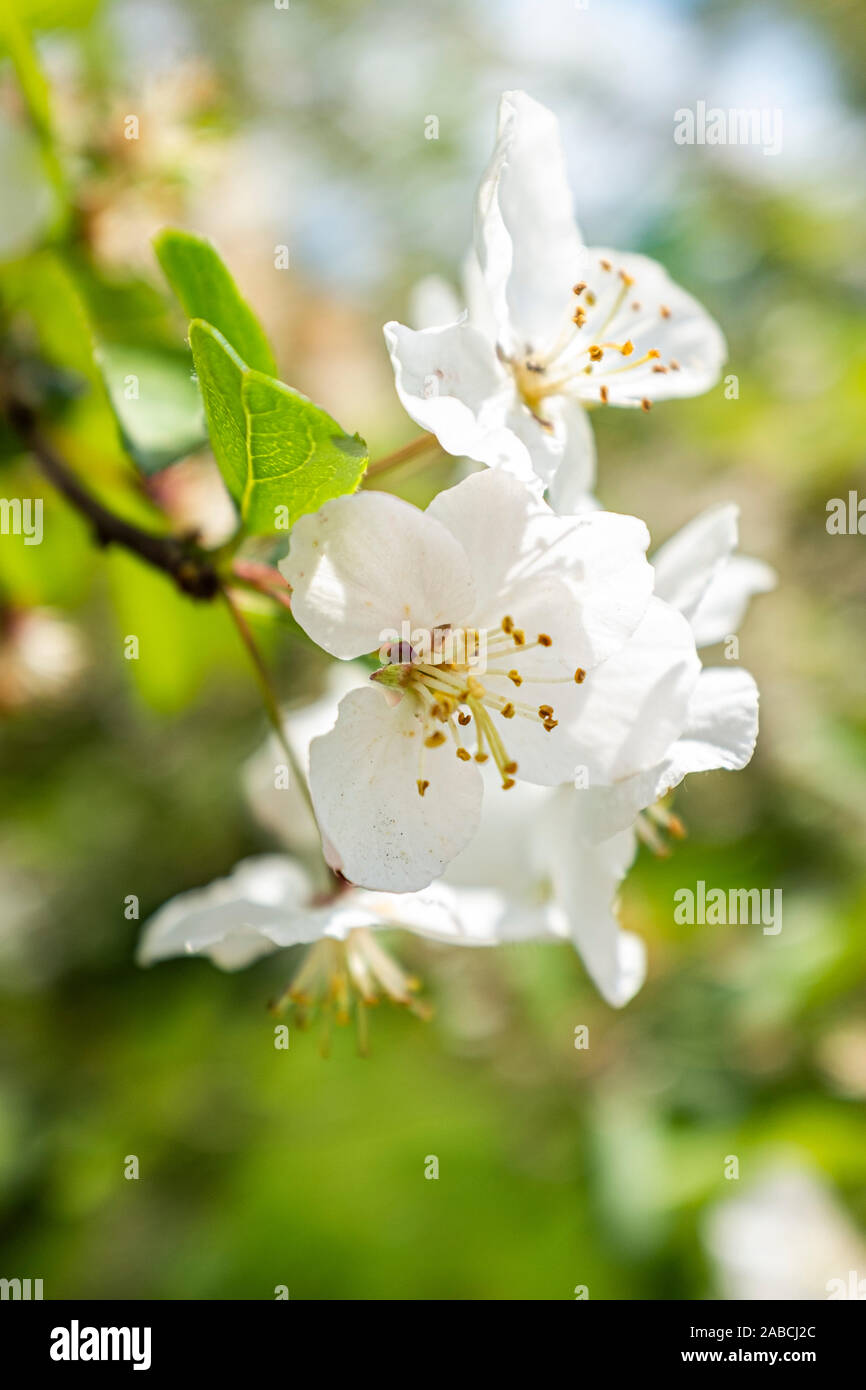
[245,499,769,1005]
[704,1164,866,1301]
[385,91,726,511]
[232,504,769,1012]
[183,533,742,1016]
[279,466,654,892]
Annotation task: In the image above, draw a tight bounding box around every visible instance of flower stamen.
[378,611,564,796]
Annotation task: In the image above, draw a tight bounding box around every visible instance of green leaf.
[154,229,277,376]
[1,0,100,41]
[240,370,368,533]
[98,344,208,475]
[187,319,248,500]
[188,319,368,534]
[70,253,189,352]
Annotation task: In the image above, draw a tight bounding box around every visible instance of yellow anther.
[660,304,671,318]
[474,752,489,763]
[543,719,558,732]
[600,385,609,403]
[466,676,485,699]
[588,345,603,361]
[502,777,516,790]
[585,290,596,306]
[647,348,661,359]
[431,697,455,720]
[619,270,635,287]
[539,704,554,718]
[652,364,668,374]
[501,703,515,719]
[501,615,514,634]
[574,668,586,684]
[620,340,634,356]
[508,669,523,686]
[600,258,612,271]
[417,779,429,797]
[456,747,471,761]
[504,760,518,775]
[512,629,526,646]
[457,711,472,726]
[424,731,446,748]
[572,307,587,327]
[573,281,586,295]
[641,398,652,412]
[537,633,552,647]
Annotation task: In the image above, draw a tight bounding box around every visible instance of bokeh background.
[1,0,865,1299]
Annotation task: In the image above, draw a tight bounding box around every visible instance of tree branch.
[5,398,221,600]
[364,431,440,478]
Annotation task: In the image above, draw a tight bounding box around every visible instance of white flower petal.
[425,467,549,620]
[651,504,740,624]
[281,489,476,659]
[308,685,484,892]
[137,856,313,970]
[567,596,701,786]
[541,794,645,1007]
[427,469,652,670]
[440,777,568,943]
[497,398,566,492]
[383,318,534,479]
[665,666,760,777]
[568,248,726,405]
[274,880,508,946]
[543,396,598,514]
[444,774,550,892]
[576,665,760,842]
[462,249,499,343]
[356,881,514,945]
[475,90,585,354]
[689,555,776,648]
[539,510,655,670]
[486,390,598,508]
[447,777,642,1000]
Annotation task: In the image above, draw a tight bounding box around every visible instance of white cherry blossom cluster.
[138,92,773,1027]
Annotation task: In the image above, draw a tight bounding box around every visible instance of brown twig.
[230,558,293,610]
[5,397,221,599]
[364,431,441,478]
